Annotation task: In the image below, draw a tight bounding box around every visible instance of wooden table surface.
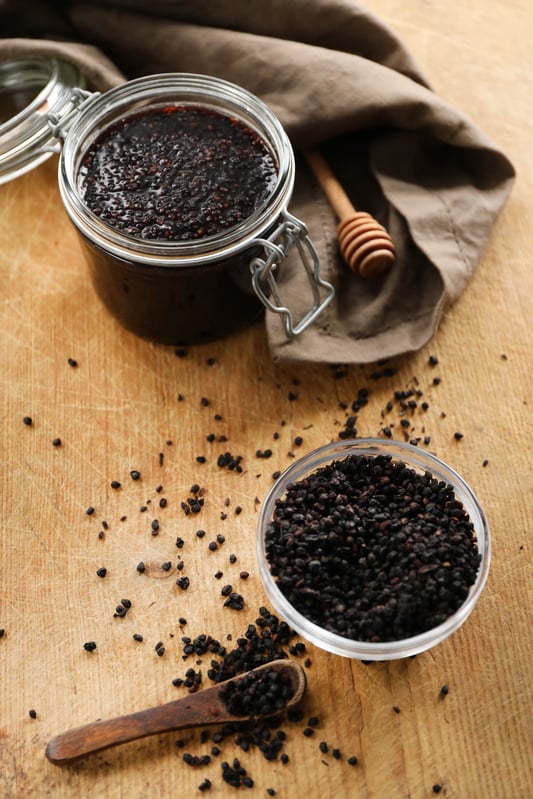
[1,2,532,797]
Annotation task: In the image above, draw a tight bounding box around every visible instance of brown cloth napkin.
[0,0,515,363]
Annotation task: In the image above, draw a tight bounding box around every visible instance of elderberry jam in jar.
[257,439,491,660]
[53,73,334,343]
[78,105,279,243]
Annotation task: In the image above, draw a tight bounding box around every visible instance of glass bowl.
[256,438,491,660]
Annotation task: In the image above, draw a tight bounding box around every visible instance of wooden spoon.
[45,659,306,765]
[304,148,396,279]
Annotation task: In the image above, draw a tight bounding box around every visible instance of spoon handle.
[45,690,223,764]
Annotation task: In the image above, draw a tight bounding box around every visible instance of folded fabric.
[0,0,515,362]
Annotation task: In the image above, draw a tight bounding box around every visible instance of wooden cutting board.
[1,3,532,796]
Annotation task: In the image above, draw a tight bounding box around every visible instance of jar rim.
[58,73,295,266]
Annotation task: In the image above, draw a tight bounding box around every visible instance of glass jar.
[1,58,334,344]
[256,438,491,660]
[0,55,85,182]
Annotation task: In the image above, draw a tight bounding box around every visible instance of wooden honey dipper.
[304,148,396,279]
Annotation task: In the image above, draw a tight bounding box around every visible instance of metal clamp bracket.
[250,211,335,338]
[45,88,99,149]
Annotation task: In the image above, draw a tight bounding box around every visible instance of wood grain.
[1,2,532,798]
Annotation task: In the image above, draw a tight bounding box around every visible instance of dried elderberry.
[264,453,481,643]
[219,668,296,718]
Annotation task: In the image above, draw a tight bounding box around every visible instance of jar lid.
[0,55,85,184]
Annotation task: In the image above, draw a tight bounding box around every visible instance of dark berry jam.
[78,105,278,241]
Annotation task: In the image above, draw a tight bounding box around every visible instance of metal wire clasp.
[45,88,99,147]
[250,211,334,338]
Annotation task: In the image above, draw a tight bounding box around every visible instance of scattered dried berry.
[217,452,244,472]
[114,599,131,618]
[223,592,245,610]
[221,758,254,788]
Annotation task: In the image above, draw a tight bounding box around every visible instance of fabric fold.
[0,0,515,362]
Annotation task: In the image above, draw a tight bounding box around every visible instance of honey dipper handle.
[304,148,355,221]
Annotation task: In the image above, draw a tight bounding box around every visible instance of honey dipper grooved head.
[337,213,396,279]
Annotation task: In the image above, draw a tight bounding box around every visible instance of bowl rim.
[256,438,491,660]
